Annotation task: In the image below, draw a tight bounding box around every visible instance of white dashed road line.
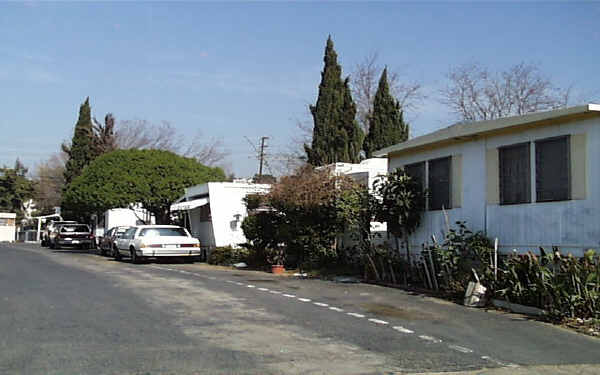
[392,326,414,334]
[368,318,389,325]
[418,335,442,343]
[448,345,473,353]
[347,312,365,318]
[145,264,511,366]
[481,356,518,367]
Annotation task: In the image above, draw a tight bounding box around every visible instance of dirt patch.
[361,303,433,320]
[246,279,279,283]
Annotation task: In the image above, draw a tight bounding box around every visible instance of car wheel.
[99,246,106,256]
[130,248,141,264]
[113,246,122,261]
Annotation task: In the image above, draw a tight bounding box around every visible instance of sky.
[1,1,599,178]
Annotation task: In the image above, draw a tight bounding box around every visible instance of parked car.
[114,225,200,264]
[98,226,131,256]
[49,223,94,250]
[41,220,77,247]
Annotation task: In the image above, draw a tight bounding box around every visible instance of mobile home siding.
[389,116,599,257]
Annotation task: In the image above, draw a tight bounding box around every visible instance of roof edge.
[374,104,600,157]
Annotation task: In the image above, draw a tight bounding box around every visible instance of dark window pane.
[536,136,570,202]
[499,142,531,205]
[428,157,451,210]
[405,162,425,190]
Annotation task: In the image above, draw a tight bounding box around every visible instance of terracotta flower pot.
[271,264,285,274]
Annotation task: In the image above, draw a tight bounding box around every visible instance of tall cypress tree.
[363,68,409,158]
[305,36,362,166]
[64,97,95,186]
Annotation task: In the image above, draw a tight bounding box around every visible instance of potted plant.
[268,246,286,274]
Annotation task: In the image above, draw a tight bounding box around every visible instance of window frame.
[535,135,571,203]
[404,161,426,191]
[427,156,452,211]
[499,141,531,206]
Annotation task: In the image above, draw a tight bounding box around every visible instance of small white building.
[375,104,600,257]
[323,158,389,246]
[0,213,17,242]
[171,181,271,249]
[95,207,155,238]
[326,158,388,191]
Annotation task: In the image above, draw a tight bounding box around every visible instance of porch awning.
[170,197,209,211]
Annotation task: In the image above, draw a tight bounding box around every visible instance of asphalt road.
[1,242,599,375]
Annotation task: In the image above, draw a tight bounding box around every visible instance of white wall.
[183,182,270,248]
[103,208,155,230]
[389,116,600,256]
[208,183,270,248]
[0,213,16,242]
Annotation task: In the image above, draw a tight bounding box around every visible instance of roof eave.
[374,104,600,157]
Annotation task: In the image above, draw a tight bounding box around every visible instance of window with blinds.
[428,157,451,210]
[536,136,570,202]
[499,142,531,205]
[404,162,425,190]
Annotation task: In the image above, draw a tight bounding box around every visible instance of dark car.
[49,223,94,250]
[98,226,130,256]
[41,220,77,247]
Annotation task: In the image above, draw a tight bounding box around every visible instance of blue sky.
[1,1,599,177]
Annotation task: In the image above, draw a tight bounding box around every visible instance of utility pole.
[258,136,269,177]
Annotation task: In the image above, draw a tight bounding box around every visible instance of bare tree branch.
[351,52,425,132]
[114,119,227,166]
[440,62,572,122]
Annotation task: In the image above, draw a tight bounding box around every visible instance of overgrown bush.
[496,248,600,320]
[426,221,494,295]
[207,246,249,266]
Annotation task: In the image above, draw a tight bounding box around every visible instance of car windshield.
[139,228,188,237]
[60,225,90,233]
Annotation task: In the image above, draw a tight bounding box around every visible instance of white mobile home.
[323,158,389,245]
[172,181,271,250]
[0,213,16,242]
[375,104,600,257]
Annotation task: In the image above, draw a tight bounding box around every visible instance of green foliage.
[426,221,494,295]
[305,36,363,166]
[242,166,364,270]
[63,149,226,224]
[207,246,249,266]
[241,212,283,266]
[496,248,600,320]
[373,169,425,262]
[363,68,409,158]
[242,193,266,211]
[0,159,35,222]
[63,97,96,186]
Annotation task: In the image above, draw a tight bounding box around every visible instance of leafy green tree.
[63,97,96,186]
[305,36,363,166]
[363,68,409,158]
[372,169,425,264]
[0,159,36,222]
[63,149,226,224]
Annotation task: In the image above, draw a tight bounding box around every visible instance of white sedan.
[114,225,201,264]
